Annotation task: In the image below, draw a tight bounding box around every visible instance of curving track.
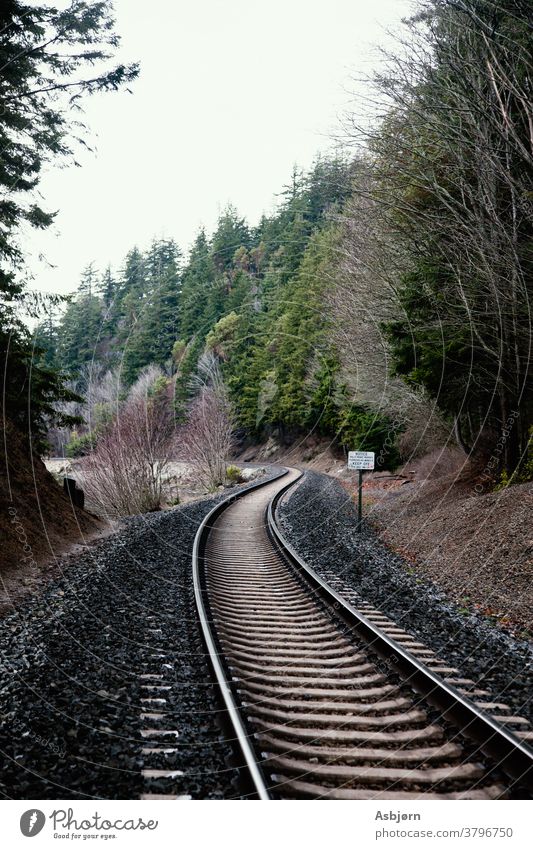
[193,468,533,800]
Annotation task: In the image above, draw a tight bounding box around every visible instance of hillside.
[365,470,533,635]
[0,420,102,612]
[238,437,533,633]
[36,158,410,468]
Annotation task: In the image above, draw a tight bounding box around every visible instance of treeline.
[37,240,182,386]
[37,157,399,460]
[4,0,533,483]
[320,0,533,480]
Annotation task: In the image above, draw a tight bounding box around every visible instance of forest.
[35,157,403,462]
[2,0,533,512]
[2,0,533,812]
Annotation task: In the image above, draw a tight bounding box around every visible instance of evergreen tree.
[33,313,60,369]
[57,266,103,374]
[179,229,215,339]
[121,239,181,383]
[99,265,117,311]
[0,0,137,445]
[98,264,120,344]
[39,153,397,459]
[211,206,250,272]
[143,238,182,361]
[376,0,533,472]
[115,247,147,345]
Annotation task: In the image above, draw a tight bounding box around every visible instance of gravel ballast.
[0,489,262,800]
[278,471,533,724]
[2,465,530,800]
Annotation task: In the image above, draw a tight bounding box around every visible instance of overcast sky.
[25,0,414,297]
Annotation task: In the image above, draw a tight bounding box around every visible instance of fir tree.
[0,0,138,445]
[57,267,103,374]
[179,229,215,340]
[121,239,181,383]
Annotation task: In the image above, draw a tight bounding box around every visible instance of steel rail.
[192,468,289,800]
[267,473,533,793]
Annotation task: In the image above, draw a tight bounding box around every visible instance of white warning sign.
[348,451,375,471]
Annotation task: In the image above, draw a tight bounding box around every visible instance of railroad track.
[193,468,533,800]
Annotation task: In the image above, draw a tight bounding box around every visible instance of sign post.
[348,451,375,532]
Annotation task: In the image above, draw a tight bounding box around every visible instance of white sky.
[24,0,414,297]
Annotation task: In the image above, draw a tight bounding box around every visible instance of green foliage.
[211,206,250,272]
[337,406,400,468]
[494,470,511,491]
[383,261,484,417]
[120,239,182,384]
[0,0,138,304]
[206,312,243,360]
[374,0,533,473]
[66,430,98,458]
[149,375,172,399]
[225,464,243,484]
[90,402,113,429]
[171,339,186,368]
[39,153,402,462]
[57,266,104,374]
[178,230,216,340]
[2,332,83,452]
[65,400,116,457]
[0,0,137,448]
[115,247,146,344]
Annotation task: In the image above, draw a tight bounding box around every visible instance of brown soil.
[0,420,105,614]
[360,463,533,635]
[238,433,348,475]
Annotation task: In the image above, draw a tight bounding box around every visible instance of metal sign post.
[357,469,363,531]
[348,451,375,532]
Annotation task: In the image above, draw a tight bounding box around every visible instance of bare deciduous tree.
[322,174,450,460]
[79,383,174,516]
[177,354,234,490]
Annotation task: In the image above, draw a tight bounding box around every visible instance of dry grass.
[366,469,533,634]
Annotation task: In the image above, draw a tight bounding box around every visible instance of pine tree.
[179,229,215,340]
[99,265,117,311]
[33,314,60,369]
[121,239,181,384]
[377,0,533,472]
[211,206,250,272]
[115,247,147,345]
[0,0,138,446]
[57,267,103,375]
[143,238,182,364]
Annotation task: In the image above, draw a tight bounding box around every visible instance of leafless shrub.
[127,364,165,402]
[45,364,123,455]
[322,174,450,460]
[177,355,235,491]
[79,384,175,517]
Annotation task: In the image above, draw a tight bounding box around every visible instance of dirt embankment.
[238,433,348,475]
[360,452,533,635]
[0,421,103,612]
